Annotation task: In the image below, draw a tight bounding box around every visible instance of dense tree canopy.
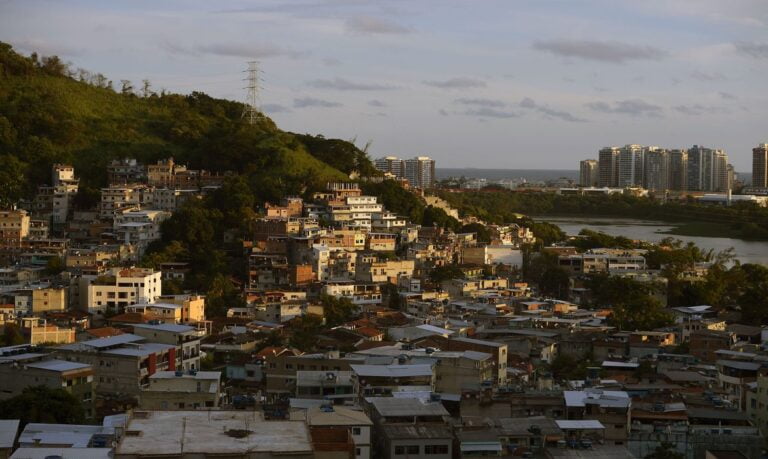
[0,42,373,206]
[0,386,86,426]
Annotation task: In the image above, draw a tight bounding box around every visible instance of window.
[395,446,405,455]
[355,448,361,456]
[352,427,361,435]
[406,446,419,454]
[425,445,447,455]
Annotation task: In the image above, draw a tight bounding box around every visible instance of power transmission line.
[242,61,263,124]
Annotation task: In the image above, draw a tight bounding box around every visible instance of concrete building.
[113,209,170,259]
[366,397,451,459]
[350,364,434,399]
[598,147,620,188]
[432,350,493,395]
[0,209,30,245]
[579,159,598,187]
[80,267,161,316]
[31,287,67,314]
[0,419,19,459]
[0,346,95,418]
[264,350,361,397]
[114,410,314,459]
[139,370,221,410]
[131,323,203,371]
[374,156,404,177]
[375,156,436,189]
[617,144,645,188]
[564,390,631,443]
[355,258,414,284]
[107,158,145,185]
[753,143,768,189]
[669,149,688,191]
[296,371,354,400]
[55,333,176,400]
[403,156,436,189]
[644,148,669,192]
[306,405,373,459]
[687,145,730,192]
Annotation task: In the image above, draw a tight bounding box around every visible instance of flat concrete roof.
[0,419,19,449]
[10,447,112,459]
[116,411,312,456]
[25,359,91,372]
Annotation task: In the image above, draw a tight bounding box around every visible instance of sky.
[1,0,768,170]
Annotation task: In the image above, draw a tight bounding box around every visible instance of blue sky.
[2,0,767,170]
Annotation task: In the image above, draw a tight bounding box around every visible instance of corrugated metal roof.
[555,420,605,430]
[78,333,144,349]
[26,359,91,372]
[368,397,449,417]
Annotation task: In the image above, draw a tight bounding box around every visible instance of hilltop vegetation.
[0,42,376,206]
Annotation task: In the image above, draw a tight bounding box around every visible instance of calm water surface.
[539,216,768,265]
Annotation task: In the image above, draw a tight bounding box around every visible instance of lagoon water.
[539,216,768,265]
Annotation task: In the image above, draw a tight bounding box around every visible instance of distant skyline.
[1,0,767,170]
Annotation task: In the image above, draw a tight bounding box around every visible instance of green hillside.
[0,42,375,206]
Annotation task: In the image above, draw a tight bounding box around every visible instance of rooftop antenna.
[242,61,263,125]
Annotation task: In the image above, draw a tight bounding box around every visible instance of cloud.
[672,104,730,116]
[262,103,292,113]
[293,97,342,108]
[519,97,586,122]
[10,38,84,57]
[718,91,737,100]
[307,77,396,91]
[322,57,342,66]
[423,77,486,89]
[346,16,412,35]
[690,70,727,82]
[586,99,663,117]
[368,99,387,107]
[454,98,507,107]
[734,41,768,58]
[532,39,666,63]
[463,108,520,119]
[198,42,306,59]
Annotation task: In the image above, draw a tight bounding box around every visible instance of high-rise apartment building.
[374,156,404,177]
[644,149,669,192]
[404,156,436,188]
[617,144,645,188]
[687,145,730,192]
[668,149,688,191]
[375,156,436,188]
[753,143,768,189]
[598,147,620,187]
[579,160,598,187]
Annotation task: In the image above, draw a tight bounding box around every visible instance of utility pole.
[242,61,262,124]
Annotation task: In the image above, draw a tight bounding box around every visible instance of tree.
[288,314,324,351]
[531,222,566,246]
[45,256,65,276]
[120,79,133,95]
[320,294,357,327]
[429,265,466,284]
[459,223,491,243]
[2,323,25,346]
[141,79,153,98]
[0,386,85,426]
